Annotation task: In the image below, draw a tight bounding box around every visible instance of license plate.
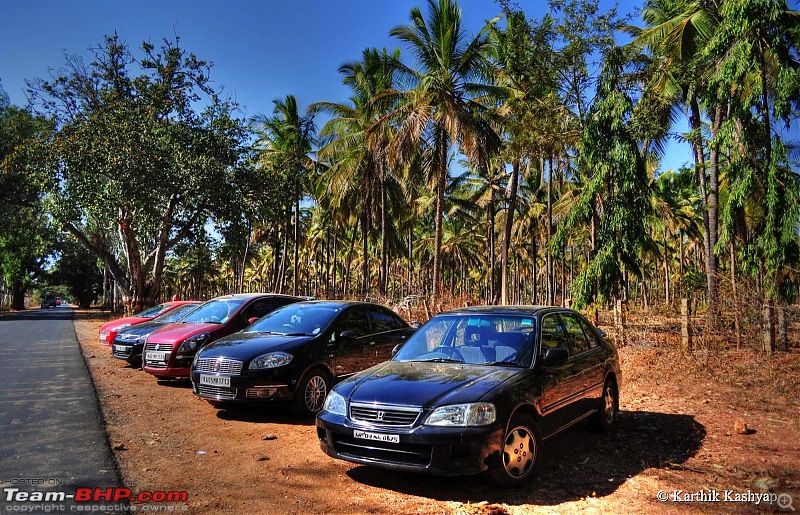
[145,351,168,362]
[199,374,231,387]
[353,430,399,443]
[114,345,127,352]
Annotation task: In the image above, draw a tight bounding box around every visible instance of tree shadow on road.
[346,410,705,506]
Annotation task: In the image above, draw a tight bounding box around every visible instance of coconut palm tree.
[388,0,502,296]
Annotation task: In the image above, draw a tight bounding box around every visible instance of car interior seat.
[461,324,497,364]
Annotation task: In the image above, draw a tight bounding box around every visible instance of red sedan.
[98,301,198,346]
[142,294,303,379]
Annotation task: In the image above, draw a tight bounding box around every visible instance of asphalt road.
[0,306,122,506]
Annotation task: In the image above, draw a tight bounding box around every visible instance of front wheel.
[486,414,542,487]
[291,369,330,417]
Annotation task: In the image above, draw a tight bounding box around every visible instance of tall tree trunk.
[530,229,538,305]
[361,209,369,296]
[379,178,388,296]
[546,156,554,305]
[500,159,521,305]
[488,202,496,304]
[431,126,448,297]
[293,196,300,296]
[11,281,25,310]
[689,97,716,316]
[664,226,670,305]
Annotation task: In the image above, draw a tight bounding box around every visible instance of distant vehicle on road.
[41,294,57,309]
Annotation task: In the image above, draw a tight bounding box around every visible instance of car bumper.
[316,412,504,476]
[111,342,143,364]
[189,370,295,403]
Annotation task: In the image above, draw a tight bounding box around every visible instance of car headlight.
[321,391,346,416]
[178,332,211,352]
[424,403,496,427]
[249,352,293,370]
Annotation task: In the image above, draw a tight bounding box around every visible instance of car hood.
[344,360,522,408]
[198,332,315,361]
[145,322,222,345]
[100,316,150,332]
[116,320,166,338]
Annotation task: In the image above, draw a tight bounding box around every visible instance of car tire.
[291,368,330,417]
[589,378,619,432]
[487,413,542,487]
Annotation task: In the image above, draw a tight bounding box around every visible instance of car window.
[241,299,276,321]
[155,303,199,323]
[332,307,371,338]
[560,313,591,355]
[577,317,600,349]
[368,308,405,333]
[135,303,169,318]
[540,314,568,355]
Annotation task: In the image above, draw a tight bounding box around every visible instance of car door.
[575,314,607,405]
[329,306,373,378]
[363,307,410,368]
[560,312,604,417]
[536,313,584,437]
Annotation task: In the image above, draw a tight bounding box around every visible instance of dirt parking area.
[73,310,800,514]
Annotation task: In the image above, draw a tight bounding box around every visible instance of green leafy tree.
[555,48,652,308]
[28,35,250,312]
[49,235,103,308]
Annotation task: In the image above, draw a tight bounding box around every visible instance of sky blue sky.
[2,0,797,176]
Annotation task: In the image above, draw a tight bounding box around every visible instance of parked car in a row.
[316,306,621,487]
[99,301,196,345]
[142,294,304,379]
[190,300,415,416]
[112,301,202,367]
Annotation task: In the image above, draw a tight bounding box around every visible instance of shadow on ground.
[215,404,315,427]
[346,410,705,506]
[0,307,74,322]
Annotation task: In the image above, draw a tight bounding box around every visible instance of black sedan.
[190,301,415,417]
[111,301,201,367]
[316,306,621,487]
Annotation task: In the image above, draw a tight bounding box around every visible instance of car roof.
[438,305,575,317]
[289,300,385,309]
[207,293,303,301]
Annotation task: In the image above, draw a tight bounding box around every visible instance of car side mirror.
[597,328,607,338]
[248,317,259,325]
[339,330,357,341]
[542,347,569,366]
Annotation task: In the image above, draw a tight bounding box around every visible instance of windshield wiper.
[483,361,526,367]
[282,332,312,336]
[415,357,465,363]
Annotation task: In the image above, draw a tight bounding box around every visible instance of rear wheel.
[487,413,541,487]
[291,369,330,417]
[589,379,619,432]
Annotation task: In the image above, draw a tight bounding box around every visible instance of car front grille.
[196,384,237,400]
[331,433,432,466]
[194,358,243,375]
[144,342,174,352]
[112,346,132,358]
[349,403,421,427]
[144,342,172,368]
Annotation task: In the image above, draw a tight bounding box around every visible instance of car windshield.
[181,299,246,324]
[246,304,340,336]
[393,314,536,367]
[153,303,200,323]
[134,303,171,318]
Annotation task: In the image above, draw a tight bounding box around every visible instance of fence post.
[614,299,627,347]
[763,301,775,355]
[777,306,787,351]
[681,298,692,351]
